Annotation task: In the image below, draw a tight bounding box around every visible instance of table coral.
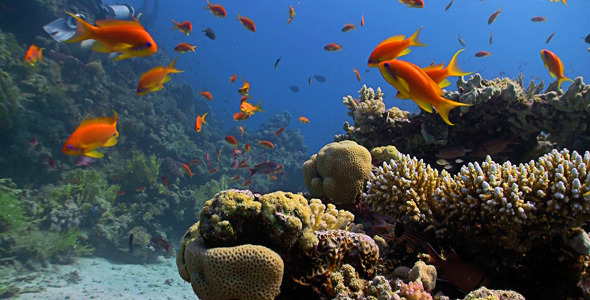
[303,140,372,205]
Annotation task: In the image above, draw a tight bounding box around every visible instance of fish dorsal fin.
[76,113,116,129]
[95,19,144,29]
[384,35,406,43]
[422,63,445,72]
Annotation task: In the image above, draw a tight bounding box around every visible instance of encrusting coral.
[303,140,372,205]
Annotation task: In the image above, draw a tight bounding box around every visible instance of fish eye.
[145,42,151,47]
[384,63,390,67]
[67,145,73,150]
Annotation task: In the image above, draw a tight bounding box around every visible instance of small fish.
[289,86,299,92]
[233,112,252,121]
[76,155,97,167]
[454,158,464,164]
[117,190,126,196]
[45,156,56,169]
[182,163,194,179]
[225,135,238,148]
[489,32,493,44]
[367,27,426,67]
[353,68,361,81]
[457,35,466,47]
[202,26,216,40]
[299,116,309,123]
[361,14,364,27]
[195,113,208,133]
[217,149,221,161]
[324,43,343,51]
[189,158,200,165]
[436,146,472,159]
[206,151,211,167]
[274,126,286,136]
[238,78,250,95]
[444,164,453,170]
[62,110,118,158]
[137,58,184,96]
[258,140,275,149]
[129,234,134,253]
[445,0,453,11]
[541,49,573,89]
[161,176,170,189]
[64,13,157,61]
[24,44,44,66]
[244,143,251,153]
[341,24,357,32]
[548,0,567,5]
[475,51,491,57]
[171,19,192,36]
[314,75,326,82]
[249,161,282,177]
[29,136,38,150]
[237,13,256,32]
[135,186,146,192]
[174,43,196,53]
[275,57,281,70]
[399,0,425,8]
[207,167,218,174]
[268,175,277,181]
[150,237,172,255]
[230,73,237,83]
[546,32,556,44]
[419,49,472,88]
[287,5,295,24]
[436,159,449,166]
[308,77,312,84]
[585,34,590,44]
[232,149,243,157]
[199,91,213,100]
[488,7,501,25]
[242,179,253,186]
[240,101,264,114]
[239,126,244,139]
[205,0,227,18]
[231,156,239,169]
[240,95,250,103]
[238,160,249,169]
[531,16,547,22]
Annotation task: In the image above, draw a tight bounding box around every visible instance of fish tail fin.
[39,48,44,62]
[171,19,179,30]
[446,49,472,77]
[248,168,256,177]
[202,113,208,123]
[409,26,427,47]
[64,12,95,43]
[255,101,264,112]
[434,97,471,126]
[424,242,444,265]
[562,0,567,5]
[557,75,574,89]
[167,57,184,73]
[189,172,194,179]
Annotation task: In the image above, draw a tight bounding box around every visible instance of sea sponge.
[183,238,284,300]
[177,222,200,282]
[370,145,399,165]
[303,140,372,205]
[408,261,437,292]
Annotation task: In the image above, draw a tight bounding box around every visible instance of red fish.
[206,151,211,167]
[237,14,256,32]
[225,135,238,148]
[475,51,491,57]
[353,68,361,81]
[174,43,196,53]
[232,175,242,182]
[244,143,251,153]
[161,176,170,189]
[341,24,356,32]
[274,126,285,136]
[189,158,200,165]
[361,14,364,27]
[205,0,227,18]
[199,91,213,100]
[135,186,146,192]
[488,7,501,25]
[29,136,38,150]
[238,159,249,169]
[232,149,243,157]
[24,44,43,66]
[258,140,274,149]
[242,179,253,186]
[239,126,244,139]
[367,27,426,67]
[150,237,172,254]
[425,243,489,292]
[324,43,342,51]
[268,175,277,181]
[231,156,239,169]
[195,113,208,133]
[230,73,237,83]
[541,49,573,89]
[233,112,251,121]
[207,167,218,174]
[249,161,281,177]
[171,19,192,35]
[399,0,424,8]
[117,190,126,196]
[182,163,194,179]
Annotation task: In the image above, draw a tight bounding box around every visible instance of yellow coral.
[183,238,284,300]
[303,140,372,205]
[308,198,357,231]
[177,222,200,282]
[370,145,399,164]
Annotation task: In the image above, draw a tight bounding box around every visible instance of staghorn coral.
[303,140,372,205]
[182,238,284,300]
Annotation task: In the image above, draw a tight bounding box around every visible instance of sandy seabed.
[14,257,196,300]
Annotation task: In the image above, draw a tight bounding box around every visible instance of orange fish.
[171,19,192,35]
[274,126,285,136]
[232,175,242,182]
[287,5,295,24]
[24,44,43,66]
[299,116,309,123]
[341,24,357,32]
[207,167,218,174]
[173,43,196,53]
[233,112,252,121]
[548,0,567,5]
[135,186,146,192]
[488,7,501,25]
[199,91,213,100]
[238,78,250,95]
[379,59,471,125]
[230,73,237,83]
[245,143,251,153]
[269,175,277,181]
[239,126,244,139]
[399,0,424,8]
[258,140,274,149]
[62,110,118,158]
[242,179,253,186]
[367,27,426,67]
[237,14,256,32]
[64,13,157,61]
[353,68,361,81]
[240,101,264,114]
[419,49,472,88]
[205,0,227,18]
[117,190,126,196]
[541,49,573,89]
[225,135,238,148]
[182,163,194,179]
[195,113,208,132]
[475,51,491,58]
[324,43,342,51]
[240,95,250,103]
[361,14,364,27]
[189,158,201,165]
[137,58,184,96]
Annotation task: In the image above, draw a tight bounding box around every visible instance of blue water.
[110,0,590,155]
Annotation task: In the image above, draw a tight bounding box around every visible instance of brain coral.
[183,238,284,300]
[303,140,372,205]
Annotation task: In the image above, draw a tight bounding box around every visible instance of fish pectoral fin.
[549,72,557,79]
[413,98,434,113]
[163,75,172,83]
[396,91,411,99]
[103,136,118,147]
[91,42,113,53]
[112,43,135,52]
[438,79,451,88]
[398,48,412,57]
[151,84,165,92]
[84,150,104,158]
[114,52,134,61]
[396,76,411,95]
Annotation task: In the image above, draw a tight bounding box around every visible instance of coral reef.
[303,140,372,205]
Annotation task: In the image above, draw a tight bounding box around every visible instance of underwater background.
[1,0,590,299]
